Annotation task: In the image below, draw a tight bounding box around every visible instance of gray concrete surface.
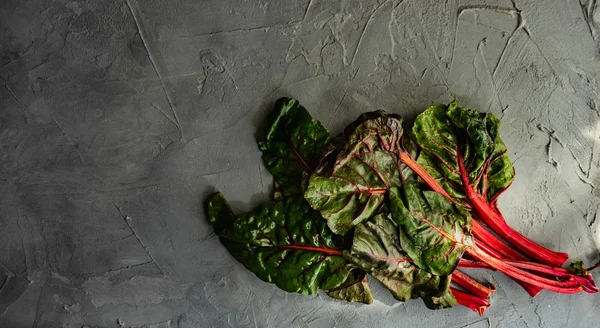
[1,0,600,327]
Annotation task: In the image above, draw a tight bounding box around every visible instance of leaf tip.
[206,192,236,234]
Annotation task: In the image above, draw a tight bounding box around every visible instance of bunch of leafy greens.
[207,98,599,314]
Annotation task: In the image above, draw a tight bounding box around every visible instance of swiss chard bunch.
[206,98,599,314]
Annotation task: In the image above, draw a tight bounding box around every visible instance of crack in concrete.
[47,110,87,164]
[125,0,185,141]
[113,202,168,279]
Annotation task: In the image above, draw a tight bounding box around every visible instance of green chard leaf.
[304,111,410,235]
[411,102,515,205]
[206,192,373,303]
[344,213,456,309]
[422,287,457,310]
[324,269,374,304]
[207,192,237,234]
[389,184,473,276]
[304,151,402,235]
[341,110,404,156]
[258,98,330,195]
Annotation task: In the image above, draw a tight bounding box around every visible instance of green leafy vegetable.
[304,150,402,235]
[340,110,404,157]
[206,192,373,302]
[304,111,409,235]
[345,213,456,308]
[412,102,514,204]
[258,98,330,195]
[411,102,568,267]
[206,98,599,315]
[389,184,473,276]
[324,270,374,304]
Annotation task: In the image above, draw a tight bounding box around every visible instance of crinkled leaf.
[206,193,372,302]
[324,270,374,304]
[340,110,404,159]
[343,214,407,275]
[305,151,402,235]
[341,110,417,177]
[304,111,409,235]
[411,102,515,205]
[258,97,330,194]
[345,214,456,308]
[422,286,457,310]
[389,184,473,276]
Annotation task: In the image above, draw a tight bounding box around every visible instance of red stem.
[472,222,543,296]
[588,261,600,272]
[458,259,491,269]
[450,287,490,315]
[400,148,569,267]
[472,220,529,261]
[459,258,598,294]
[399,152,455,202]
[452,270,495,299]
[357,189,388,195]
[277,245,343,256]
[457,153,568,267]
[466,246,582,294]
[505,260,571,276]
[474,239,504,259]
[398,149,591,294]
[505,260,598,294]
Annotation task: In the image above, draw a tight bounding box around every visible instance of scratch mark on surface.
[317,293,339,327]
[537,123,565,147]
[448,0,459,77]
[257,165,266,195]
[458,5,520,15]
[326,89,348,127]
[459,317,490,328]
[476,39,505,114]
[492,2,524,77]
[251,303,258,328]
[522,26,559,85]
[199,232,217,245]
[351,0,391,66]
[27,182,174,196]
[575,166,595,188]
[579,0,598,41]
[279,52,294,88]
[510,302,534,328]
[587,103,600,182]
[145,101,179,129]
[222,63,239,92]
[0,57,24,71]
[279,74,328,90]
[100,260,154,275]
[184,179,197,197]
[589,207,598,228]
[183,22,300,38]
[0,279,30,317]
[31,287,44,328]
[1,77,28,119]
[125,0,185,140]
[0,276,8,295]
[48,110,87,164]
[0,260,15,298]
[412,1,452,88]
[113,202,168,278]
[532,300,543,327]
[133,86,179,128]
[302,0,314,22]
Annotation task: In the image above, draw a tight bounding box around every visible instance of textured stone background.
[1,0,600,327]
